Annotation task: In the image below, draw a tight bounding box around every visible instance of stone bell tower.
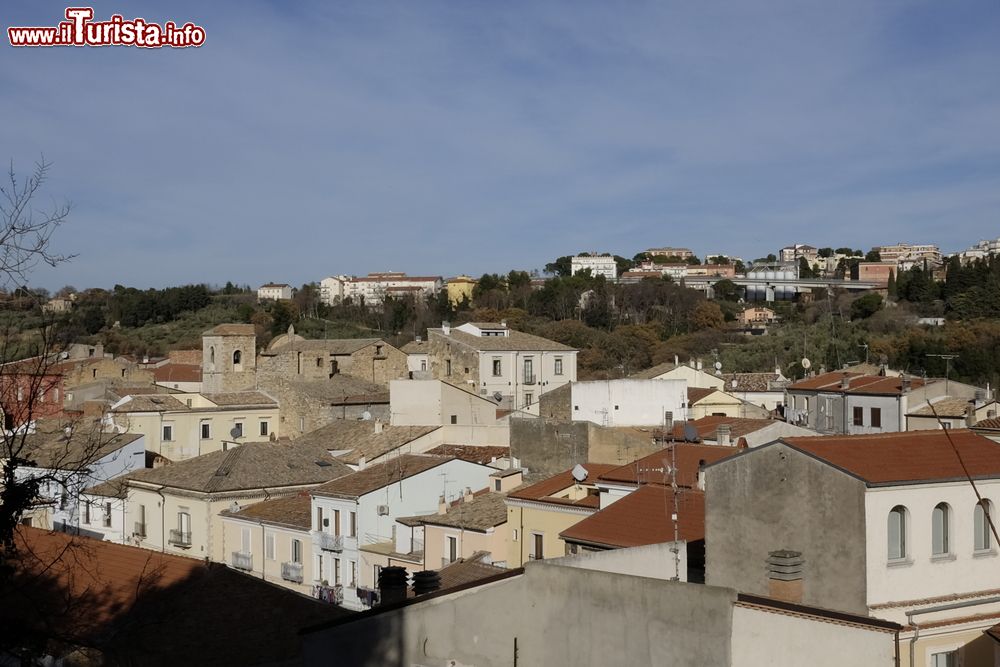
[202,324,257,394]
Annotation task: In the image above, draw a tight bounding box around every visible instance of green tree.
[865,249,882,262]
[850,293,883,320]
[544,256,573,277]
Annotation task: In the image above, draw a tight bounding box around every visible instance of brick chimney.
[766,550,804,603]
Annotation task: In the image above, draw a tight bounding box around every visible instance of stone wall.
[510,417,665,475]
[63,359,154,389]
[428,331,481,389]
[538,383,571,420]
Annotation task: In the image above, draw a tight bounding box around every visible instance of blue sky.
[2,0,999,290]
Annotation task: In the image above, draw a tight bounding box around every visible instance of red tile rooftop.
[560,486,704,548]
[780,429,1000,486]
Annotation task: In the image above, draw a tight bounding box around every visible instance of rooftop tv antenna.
[926,353,959,394]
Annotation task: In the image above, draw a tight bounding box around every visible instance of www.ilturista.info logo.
[8,7,205,48]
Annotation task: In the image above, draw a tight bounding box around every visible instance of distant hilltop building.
[570,254,617,281]
[779,244,817,264]
[445,275,477,306]
[257,283,292,301]
[646,246,694,259]
[873,242,941,270]
[954,237,1000,264]
[320,273,443,306]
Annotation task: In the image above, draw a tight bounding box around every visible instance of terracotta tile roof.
[400,340,428,353]
[311,454,454,499]
[506,464,618,506]
[281,377,388,405]
[292,421,440,465]
[788,371,927,395]
[113,393,188,412]
[687,387,717,404]
[424,444,509,464]
[435,552,507,589]
[560,486,704,548]
[267,337,387,355]
[18,422,144,471]
[203,391,276,407]
[780,430,1000,486]
[630,361,680,379]
[222,491,312,530]
[152,363,202,383]
[976,418,1000,430]
[598,443,738,487]
[429,328,574,352]
[665,415,779,442]
[722,372,786,393]
[126,441,352,493]
[908,398,996,418]
[3,527,347,665]
[413,493,507,531]
[203,323,256,336]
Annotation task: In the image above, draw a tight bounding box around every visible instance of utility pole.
[926,354,959,394]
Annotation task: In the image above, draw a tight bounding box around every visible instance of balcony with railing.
[133,522,146,538]
[314,583,343,605]
[168,529,192,548]
[281,561,304,583]
[312,531,343,552]
[232,551,253,571]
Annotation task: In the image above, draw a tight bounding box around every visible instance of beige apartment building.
[110,391,279,461]
[220,493,315,595]
[505,464,617,566]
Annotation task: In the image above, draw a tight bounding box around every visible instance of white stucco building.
[258,283,293,300]
[427,322,577,411]
[571,254,618,281]
[308,454,497,610]
[564,379,687,427]
[319,273,443,306]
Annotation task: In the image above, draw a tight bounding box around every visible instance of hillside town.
[2,233,1000,666]
[5,0,1000,665]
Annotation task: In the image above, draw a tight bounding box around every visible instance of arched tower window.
[233,350,242,365]
[209,346,216,371]
[975,500,994,551]
[888,505,908,560]
[932,503,950,555]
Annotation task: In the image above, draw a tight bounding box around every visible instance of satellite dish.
[571,464,589,482]
[714,361,722,370]
[361,410,372,421]
[229,426,242,439]
[801,358,812,370]
[229,501,240,513]
[683,423,700,443]
[493,392,504,402]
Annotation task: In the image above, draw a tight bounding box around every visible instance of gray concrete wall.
[510,417,663,475]
[301,563,737,667]
[548,541,687,582]
[538,382,571,420]
[704,442,870,615]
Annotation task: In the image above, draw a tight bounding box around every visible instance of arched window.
[209,346,215,371]
[888,506,908,560]
[975,500,994,551]
[932,503,950,555]
[233,350,242,365]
